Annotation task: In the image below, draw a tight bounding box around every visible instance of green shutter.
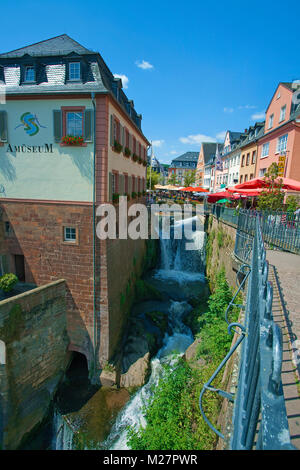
[110,115,114,147]
[84,109,93,142]
[128,175,132,195]
[53,110,62,142]
[109,172,113,202]
[0,111,8,142]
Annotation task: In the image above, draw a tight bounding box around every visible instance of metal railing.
[199,217,295,450]
[205,202,300,254]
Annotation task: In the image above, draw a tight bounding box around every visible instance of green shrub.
[0,273,18,293]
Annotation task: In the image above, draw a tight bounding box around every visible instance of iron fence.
[199,217,295,450]
[205,202,300,254]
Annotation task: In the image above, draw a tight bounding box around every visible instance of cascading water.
[52,214,206,451]
[102,216,206,450]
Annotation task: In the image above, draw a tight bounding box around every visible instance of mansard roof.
[0,34,95,58]
[202,142,223,164]
[172,152,199,162]
[0,34,145,135]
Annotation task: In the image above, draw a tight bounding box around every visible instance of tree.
[183,170,196,187]
[147,167,163,189]
[285,195,299,213]
[257,163,284,211]
[167,173,179,185]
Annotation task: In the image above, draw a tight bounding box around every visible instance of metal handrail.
[199,215,295,450]
[199,323,246,439]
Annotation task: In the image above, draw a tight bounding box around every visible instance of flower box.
[61,135,85,146]
[113,140,123,153]
[124,147,131,157]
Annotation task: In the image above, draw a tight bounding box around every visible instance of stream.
[51,215,206,450]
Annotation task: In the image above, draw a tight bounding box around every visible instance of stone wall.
[0,279,70,450]
[0,200,95,369]
[205,214,239,290]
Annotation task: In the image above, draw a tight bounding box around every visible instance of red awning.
[207,191,240,203]
[181,186,209,192]
[227,188,264,196]
[231,177,300,191]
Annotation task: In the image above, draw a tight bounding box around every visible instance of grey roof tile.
[0,34,94,58]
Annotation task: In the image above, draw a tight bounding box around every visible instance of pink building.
[256,82,300,180]
[214,131,245,191]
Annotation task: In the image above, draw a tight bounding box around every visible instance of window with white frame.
[66,112,83,136]
[276,134,288,153]
[268,114,274,129]
[279,105,286,122]
[69,62,81,81]
[259,168,267,177]
[24,66,35,82]
[261,142,269,158]
[64,227,77,242]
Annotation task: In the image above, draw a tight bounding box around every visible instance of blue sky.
[1,0,300,163]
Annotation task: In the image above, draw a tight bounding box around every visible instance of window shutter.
[129,133,132,153]
[84,109,93,142]
[110,115,114,147]
[119,174,124,195]
[121,125,124,147]
[109,172,113,202]
[128,175,132,195]
[53,110,62,142]
[0,111,8,142]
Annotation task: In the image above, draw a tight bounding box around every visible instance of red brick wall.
[0,200,96,366]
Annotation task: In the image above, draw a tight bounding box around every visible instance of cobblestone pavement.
[267,250,300,450]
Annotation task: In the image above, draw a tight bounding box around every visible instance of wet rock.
[99,369,117,387]
[183,338,206,369]
[120,352,150,388]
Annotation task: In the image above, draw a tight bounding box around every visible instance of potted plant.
[0,273,18,295]
[112,193,120,204]
[131,191,137,199]
[124,147,131,157]
[113,140,123,154]
[138,156,143,164]
[132,153,138,162]
[142,160,147,167]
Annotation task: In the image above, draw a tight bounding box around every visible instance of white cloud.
[170,150,178,155]
[179,134,216,145]
[136,60,154,70]
[224,107,234,113]
[113,74,129,89]
[251,112,265,120]
[152,139,164,147]
[238,105,257,109]
[216,131,226,141]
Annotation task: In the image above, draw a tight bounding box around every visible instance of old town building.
[0,35,149,378]
[168,152,198,185]
[239,122,264,183]
[256,82,300,179]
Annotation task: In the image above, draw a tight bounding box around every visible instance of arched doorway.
[55,351,98,414]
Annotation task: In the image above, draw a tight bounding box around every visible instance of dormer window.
[69,62,81,81]
[279,105,286,122]
[24,66,35,83]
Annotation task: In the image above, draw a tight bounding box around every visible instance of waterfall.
[103,301,193,451]
[52,410,75,450]
[103,219,207,451]
[160,216,206,274]
[51,212,207,451]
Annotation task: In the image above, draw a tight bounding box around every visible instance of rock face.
[183,338,206,369]
[120,352,150,388]
[99,369,117,387]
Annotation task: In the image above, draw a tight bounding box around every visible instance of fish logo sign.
[15,112,46,136]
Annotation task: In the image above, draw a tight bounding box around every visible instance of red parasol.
[231,177,300,192]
